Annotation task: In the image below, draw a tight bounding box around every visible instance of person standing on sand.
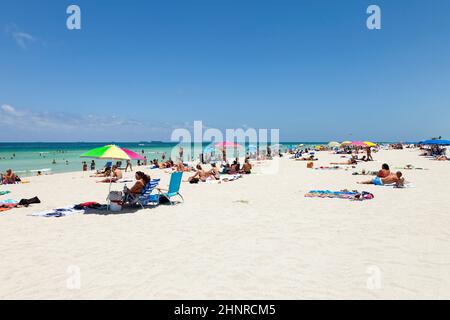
[179,147,184,161]
[366,147,374,161]
[90,160,96,171]
[125,159,133,172]
[82,162,87,171]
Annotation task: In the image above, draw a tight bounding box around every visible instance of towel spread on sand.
[31,206,85,218]
[305,190,374,201]
[0,199,18,212]
[0,199,18,205]
[0,191,11,196]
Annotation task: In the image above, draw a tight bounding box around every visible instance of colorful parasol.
[215,141,242,148]
[81,145,144,160]
[364,141,377,147]
[351,141,367,147]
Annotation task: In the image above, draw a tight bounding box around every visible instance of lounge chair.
[152,171,184,205]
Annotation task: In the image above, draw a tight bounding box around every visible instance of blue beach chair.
[135,179,160,208]
[152,171,184,205]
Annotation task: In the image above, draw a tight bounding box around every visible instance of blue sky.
[1,0,450,142]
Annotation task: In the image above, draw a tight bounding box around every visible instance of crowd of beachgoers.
[1,140,449,214]
[2,140,450,299]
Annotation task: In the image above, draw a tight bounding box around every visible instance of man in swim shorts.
[358,171,404,187]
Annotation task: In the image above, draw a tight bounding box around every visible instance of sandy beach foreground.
[1,149,450,299]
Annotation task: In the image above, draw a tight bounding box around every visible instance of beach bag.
[107,191,122,202]
[307,161,314,169]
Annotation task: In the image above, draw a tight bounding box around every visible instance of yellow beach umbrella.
[340,141,352,146]
[364,141,377,147]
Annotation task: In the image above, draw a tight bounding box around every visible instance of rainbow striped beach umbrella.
[81,145,144,160]
[80,145,144,210]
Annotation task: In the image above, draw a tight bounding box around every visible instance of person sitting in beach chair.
[358,171,404,187]
[123,171,151,203]
[97,165,123,183]
[2,169,20,184]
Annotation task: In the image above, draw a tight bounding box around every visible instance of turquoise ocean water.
[0,142,322,177]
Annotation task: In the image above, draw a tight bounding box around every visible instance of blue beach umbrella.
[419,139,450,146]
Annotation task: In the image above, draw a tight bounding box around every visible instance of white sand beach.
[1,149,450,299]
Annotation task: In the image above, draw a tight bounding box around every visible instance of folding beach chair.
[153,171,184,205]
[135,179,160,208]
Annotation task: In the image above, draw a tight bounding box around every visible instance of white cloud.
[1,104,17,114]
[0,104,196,141]
[5,24,37,49]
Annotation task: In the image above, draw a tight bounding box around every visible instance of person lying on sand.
[91,168,111,177]
[296,154,318,161]
[377,163,391,178]
[331,156,357,165]
[187,164,207,183]
[240,158,252,174]
[358,171,404,187]
[172,161,192,172]
[2,169,20,184]
[97,165,123,183]
[123,171,151,203]
[159,159,174,169]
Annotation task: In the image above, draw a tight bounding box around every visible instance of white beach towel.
[30,206,85,218]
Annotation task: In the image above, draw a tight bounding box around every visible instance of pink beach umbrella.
[215,141,242,148]
[351,141,367,147]
[215,142,242,162]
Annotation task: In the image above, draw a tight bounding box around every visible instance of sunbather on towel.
[91,168,111,177]
[377,163,391,178]
[172,161,191,172]
[358,171,404,187]
[97,165,123,183]
[187,164,207,183]
[123,171,151,202]
[206,163,220,180]
[240,158,252,174]
[331,156,357,165]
